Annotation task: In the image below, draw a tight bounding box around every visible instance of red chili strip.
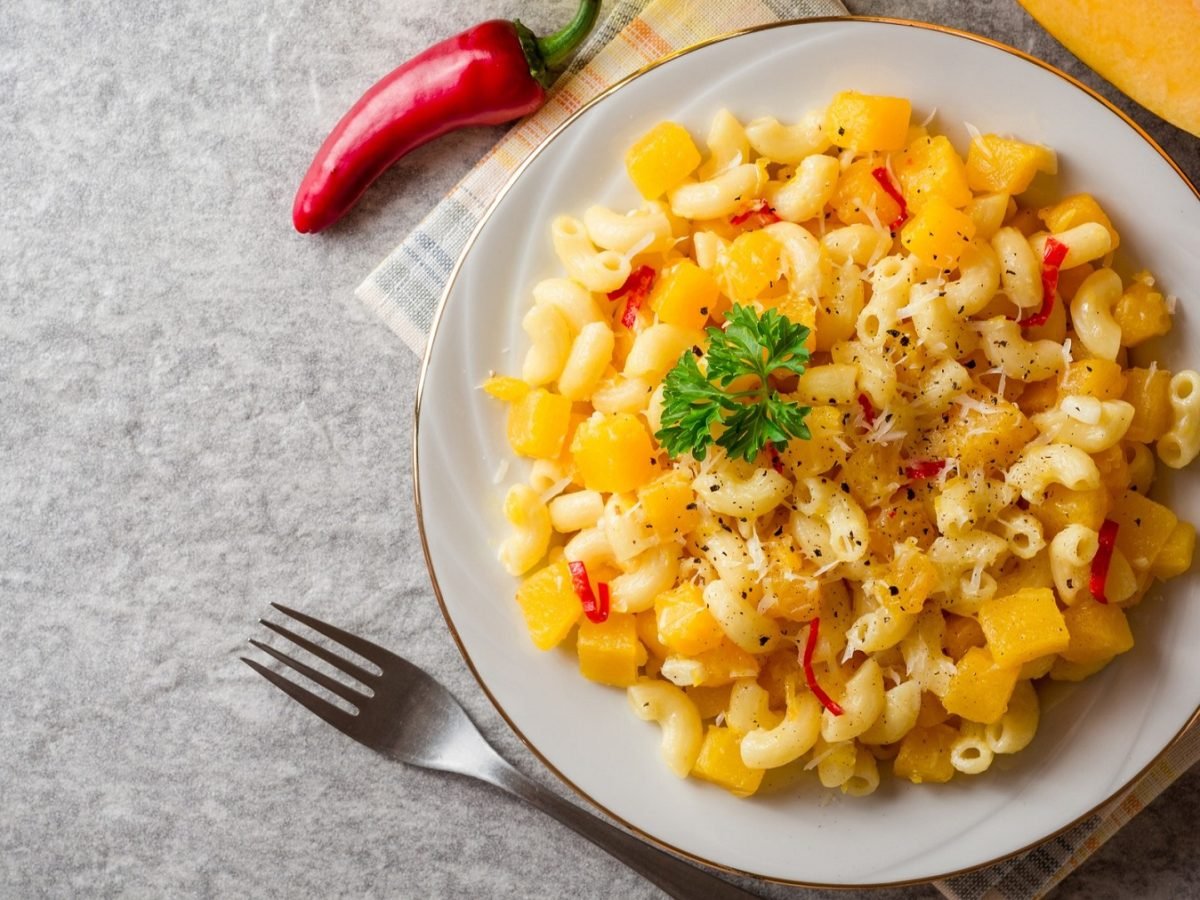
[803,617,844,717]
[905,459,947,481]
[870,166,909,231]
[857,393,877,426]
[765,441,785,474]
[608,265,656,328]
[1018,236,1070,328]
[568,560,609,623]
[1089,519,1120,604]
[730,199,780,226]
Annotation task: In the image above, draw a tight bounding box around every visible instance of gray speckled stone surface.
[1,1,1197,897]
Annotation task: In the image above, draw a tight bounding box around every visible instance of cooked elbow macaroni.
[488,95,1198,798]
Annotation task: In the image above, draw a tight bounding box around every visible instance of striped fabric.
[354,1,1198,897]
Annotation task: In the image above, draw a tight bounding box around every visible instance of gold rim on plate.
[411,15,1200,888]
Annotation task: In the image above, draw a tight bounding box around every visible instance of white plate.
[415,18,1200,885]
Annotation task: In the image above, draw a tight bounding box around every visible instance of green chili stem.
[535,0,601,69]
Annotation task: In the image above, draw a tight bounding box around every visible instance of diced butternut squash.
[577,613,645,686]
[941,647,1020,724]
[826,91,912,152]
[828,158,904,228]
[1114,275,1173,347]
[678,639,761,687]
[483,375,531,402]
[1151,520,1196,580]
[978,588,1070,667]
[625,122,702,200]
[1039,193,1120,249]
[900,197,977,268]
[1049,656,1111,681]
[895,135,973,210]
[570,412,656,493]
[943,613,987,661]
[650,259,720,330]
[763,543,822,621]
[655,583,725,656]
[1056,261,1096,302]
[1092,444,1131,494]
[723,230,784,302]
[916,691,950,728]
[893,724,957,784]
[891,542,939,613]
[842,442,904,510]
[692,725,765,797]
[1122,367,1173,443]
[507,388,572,459]
[1029,484,1109,536]
[965,134,1057,194]
[1018,377,1059,416]
[1016,0,1200,138]
[937,398,1036,470]
[637,471,700,540]
[1060,600,1134,664]
[1058,359,1127,401]
[1109,489,1178,571]
[515,560,582,650]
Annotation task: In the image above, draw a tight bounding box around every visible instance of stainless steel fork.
[244,603,762,900]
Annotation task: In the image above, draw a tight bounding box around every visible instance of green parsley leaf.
[655,305,812,462]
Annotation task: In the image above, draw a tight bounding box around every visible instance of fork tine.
[270,602,392,668]
[242,657,360,737]
[259,618,378,686]
[248,639,369,706]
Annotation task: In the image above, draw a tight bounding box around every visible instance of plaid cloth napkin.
[355,1,1199,896]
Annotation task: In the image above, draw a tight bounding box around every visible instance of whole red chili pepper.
[293,0,600,234]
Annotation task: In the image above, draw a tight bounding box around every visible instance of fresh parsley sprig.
[655,305,812,462]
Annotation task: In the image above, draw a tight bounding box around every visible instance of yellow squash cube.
[900,197,977,268]
[1092,445,1131,495]
[1058,359,1127,401]
[1060,601,1134,665]
[1122,367,1173,443]
[890,542,939,614]
[723,230,784,303]
[655,583,725,656]
[507,388,572,459]
[826,91,912,152]
[937,398,1036,470]
[570,412,656,493]
[1151,521,1196,580]
[763,543,822,621]
[978,588,1069,667]
[1030,484,1109,536]
[482,375,530,402]
[1039,193,1120,250]
[941,647,1020,724]
[650,259,720,331]
[1109,489,1178,571]
[965,134,1057,194]
[1114,276,1172,347]
[943,613,987,661]
[829,158,904,227]
[1049,656,1111,682]
[625,122,702,200]
[637,471,700,540]
[686,639,760,687]
[692,726,765,797]
[895,135,973,210]
[777,405,845,477]
[577,613,645,687]
[843,442,904,510]
[515,560,582,650]
[893,724,958,784]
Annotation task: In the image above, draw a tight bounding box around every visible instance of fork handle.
[478,755,762,900]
